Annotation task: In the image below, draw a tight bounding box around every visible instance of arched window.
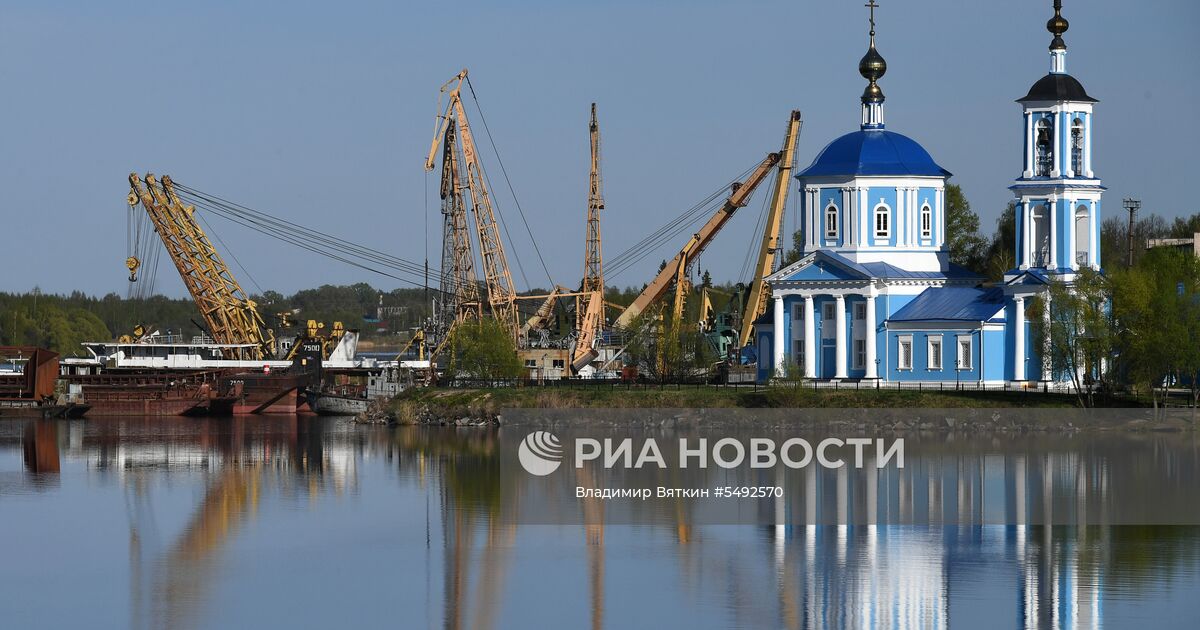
[1035,118,1053,177]
[874,204,890,239]
[1070,118,1084,175]
[1031,204,1050,267]
[824,203,839,240]
[1075,205,1089,267]
[920,204,932,239]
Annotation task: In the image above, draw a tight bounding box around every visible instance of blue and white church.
[756,0,1101,386]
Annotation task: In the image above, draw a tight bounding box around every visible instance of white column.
[834,294,847,379]
[935,187,944,248]
[841,188,852,246]
[860,188,870,246]
[1049,197,1058,269]
[803,295,816,379]
[1024,112,1034,178]
[1088,201,1098,269]
[1051,110,1062,178]
[1014,296,1026,381]
[864,294,878,379]
[1083,113,1093,178]
[1041,294,1051,382]
[896,187,906,247]
[807,188,818,251]
[773,295,785,377]
[1066,198,1076,270]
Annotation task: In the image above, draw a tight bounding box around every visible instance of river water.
[1,415,1198,629]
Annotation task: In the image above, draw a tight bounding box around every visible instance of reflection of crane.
[426,69,519,341]
[738,111,802,348]
[573,103,607,371]
[127,173,275,360]
[613,152,780,328]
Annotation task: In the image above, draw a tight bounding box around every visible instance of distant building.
[757,1,1100,386]
[1147,233,1200,258]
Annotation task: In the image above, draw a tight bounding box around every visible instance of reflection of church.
[757,1,1101,386]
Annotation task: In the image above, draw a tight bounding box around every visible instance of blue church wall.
[881,328,985,383]
[756,329,773,382]
[1055,198,1072,272]
[983,328,1006,381]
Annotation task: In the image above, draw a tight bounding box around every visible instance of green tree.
[943,184,989,274]
[982,203,1017,281]
[782,228,805,268]
[1100,214,1170,271]
[1110,247,1200,407]
[1169,212,1200,238]
[622,305,710,382]
[443,318,523,380]
[1029,268,1113,407]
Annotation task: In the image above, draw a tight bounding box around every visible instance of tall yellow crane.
[437,118,482,322]
[613,152,780,329]
[738,110,803,347]
[425,69,520,341]
[127,173,275,359]
[573,103,607,371]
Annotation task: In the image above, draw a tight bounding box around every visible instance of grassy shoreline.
[390,383,1114,418]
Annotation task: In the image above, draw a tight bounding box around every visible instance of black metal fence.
[438,376,1197,406]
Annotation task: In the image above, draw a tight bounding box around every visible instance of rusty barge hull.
[66,368,310,417]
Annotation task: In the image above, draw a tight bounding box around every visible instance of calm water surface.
[1,416,1198,629]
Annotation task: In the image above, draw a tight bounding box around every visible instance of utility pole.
[1123,198,1141,268]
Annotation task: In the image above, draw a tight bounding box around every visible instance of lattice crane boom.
[573,103,607,371]
[425,69,519,341]
[128,173,275,360]
[738,110,803,347]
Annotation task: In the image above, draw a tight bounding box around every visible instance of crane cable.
[169,183,468,297]
[604,159,762,281]
[464,75,554,290]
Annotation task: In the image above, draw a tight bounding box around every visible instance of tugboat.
[306,365,409,416]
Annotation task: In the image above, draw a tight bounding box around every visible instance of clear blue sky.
[2,0,1196,296]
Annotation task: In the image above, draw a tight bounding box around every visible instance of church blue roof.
[890,287,1006,322]
[771,250,982,283]
[797,129,951,178]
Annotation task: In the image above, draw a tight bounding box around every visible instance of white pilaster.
[1083,114,1093,178]
[803,295,816,378]
[860,188,869,246]
[773,295,785,377]
[1066,198,1077,271]
[1024,112,1034,178]
[1088,201,1098,269]
[834,295,847,379]
[844,188,854,244]
[807,188,818,251]
[896,187,906,247]
[1049,197,1058,269]
[864,293,878,379]
[1051,111,1062,178]
[1014,296,1026,382]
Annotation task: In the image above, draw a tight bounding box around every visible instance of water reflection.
[1,417,1197,629]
